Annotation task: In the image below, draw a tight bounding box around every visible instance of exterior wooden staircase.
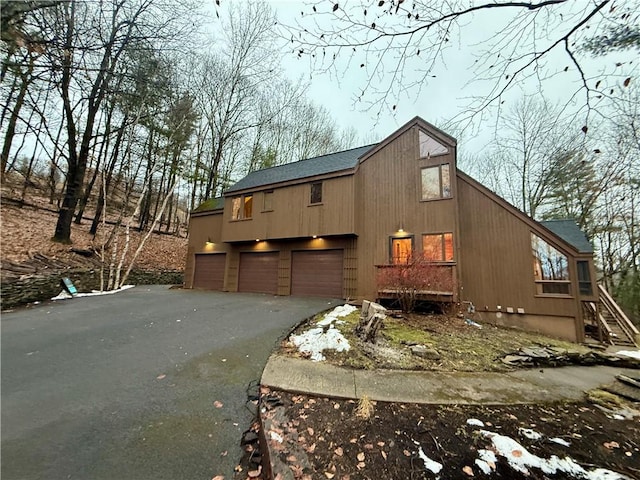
[585,285,639,347]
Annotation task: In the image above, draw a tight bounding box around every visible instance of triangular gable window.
[419,130,448,158]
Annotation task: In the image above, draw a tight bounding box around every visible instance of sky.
[216,0,638,156]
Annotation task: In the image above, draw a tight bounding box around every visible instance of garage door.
[193,253,226,290]
[291,250,344,297]
[238,252,279,294]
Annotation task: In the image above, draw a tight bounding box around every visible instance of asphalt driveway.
[1,285,338,480]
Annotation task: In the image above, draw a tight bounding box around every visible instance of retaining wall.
[1,269,183,310]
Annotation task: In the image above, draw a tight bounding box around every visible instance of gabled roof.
[540,220,593,254]
[192,196,224,213]
[225,144,377,194]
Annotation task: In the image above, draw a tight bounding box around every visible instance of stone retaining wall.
[1,269,183,310]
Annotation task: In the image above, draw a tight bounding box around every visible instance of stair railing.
[598,285,639,347]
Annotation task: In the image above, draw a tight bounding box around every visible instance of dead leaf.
[463,465,474,476]
[212,476,224,480]
[623,77,631,87]
[287,455,297,463]
[220,451,227,457]
[306,443,316,453]
[381,450,387,460]
[290,464,303,476]
[156,374,166,380]
[324,473,335,479]
[357,452,365,461]
[377,441,385,447]
[364,443,373,450]
[511,450,523,458]
[213,401,223,408]
[403,449,411,456]
[349,438,357,443]
[307,427,314,436]
[356,462,365,469]
[333,403,340,409]
[334,447,343,456]
[247,466,261,478]
[604,441,620,449]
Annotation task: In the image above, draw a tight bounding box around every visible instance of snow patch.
[518,427,543,440]
[290,305,355,361]
[615,350,640,360]
[549,437,571,447]
[466,418,485,427]
[480,430,629,479]
[51,285,135,300]
[475,459,492,475]
[413,441,443,474]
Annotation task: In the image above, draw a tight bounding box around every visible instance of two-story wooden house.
[185,117,602,343]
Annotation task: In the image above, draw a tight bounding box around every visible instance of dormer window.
[231,194,253,220]
[310,182,322,204]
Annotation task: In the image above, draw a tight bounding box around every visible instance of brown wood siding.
[222,176,355,242]
[291,250,344,297]
[193,253,226,290]
[457,175,579,324]
[238,252,279,294]
[185,212,228,288]
[355,125,459,300]
[224,237,355,298]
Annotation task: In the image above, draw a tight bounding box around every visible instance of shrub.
[376,253,454,313]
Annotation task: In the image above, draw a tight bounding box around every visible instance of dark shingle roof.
[540,219,593,253]
[192,197,224,213]
[225,144,376,194]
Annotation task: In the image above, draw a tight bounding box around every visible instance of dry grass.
[355,395,374,419]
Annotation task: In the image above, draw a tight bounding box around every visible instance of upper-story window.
[231,194,253,220]
[531,233,570,295]
[419,130,448,158]
[421,164,451,200]
[310,182,322,204]
[263,190,274,211]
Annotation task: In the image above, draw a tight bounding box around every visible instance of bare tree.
[282,1,638,127]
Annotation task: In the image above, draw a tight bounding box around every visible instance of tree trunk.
[1,56,34,178]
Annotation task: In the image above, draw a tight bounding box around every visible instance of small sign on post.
[61,277,78,296]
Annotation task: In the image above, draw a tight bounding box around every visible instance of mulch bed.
[258,389,640,480]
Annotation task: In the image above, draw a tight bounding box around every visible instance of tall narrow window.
[243,194,253,218]
[531,234,570,295]
[310,182,322,204]
[422,233,454,261]
[231,197,242,220]
[390,237,413,264]
[577,261,593,295]
[421,164,451,200]
[263,190,273,211]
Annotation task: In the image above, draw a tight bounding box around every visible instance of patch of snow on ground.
[413,441,443,474]
[615,350,640,360]
[467,418,485,427]
[519,427,543,440]
[51,285,135,300]
[290,305,355,361]
[481,430,629,479]
[316,304,357,326]
[549,437,571,447]
[475,459,492,474]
